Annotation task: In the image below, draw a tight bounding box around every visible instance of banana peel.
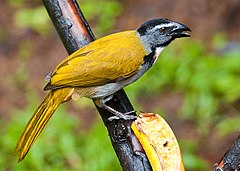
[131,112,185,171]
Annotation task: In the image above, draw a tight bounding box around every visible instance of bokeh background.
[1,0,240,170]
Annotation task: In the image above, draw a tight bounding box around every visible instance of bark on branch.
[213,135,240,171]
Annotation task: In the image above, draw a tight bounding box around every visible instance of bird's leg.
[94,96,136,121]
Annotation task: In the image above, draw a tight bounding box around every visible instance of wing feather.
[45,31,147,90]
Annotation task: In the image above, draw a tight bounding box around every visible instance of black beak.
[169,22,191,38]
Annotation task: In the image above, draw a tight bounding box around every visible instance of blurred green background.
[0,0,240,170]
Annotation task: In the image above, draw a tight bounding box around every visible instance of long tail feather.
[15,88,73,162]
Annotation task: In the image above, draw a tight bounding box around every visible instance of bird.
[15,18,191,162]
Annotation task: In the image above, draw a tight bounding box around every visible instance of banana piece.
[131,112,185,171]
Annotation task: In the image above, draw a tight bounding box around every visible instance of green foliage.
[180,140,210,170]
[8,0,40,8]
[11,40,33,89]
[78,121,121,171]
[14,6,51,36]
[0,92,120,170]
[9,0,122,36]
[216,117,240,137]
[80,0,122,36]
[183,153,210,171]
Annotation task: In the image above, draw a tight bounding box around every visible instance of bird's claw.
[108,110,137,121]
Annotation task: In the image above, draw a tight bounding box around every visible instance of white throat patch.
[153,47,164,64]
[155,47,164,57]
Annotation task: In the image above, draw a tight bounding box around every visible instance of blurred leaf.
[8,0,25,7]
[80,0,122,36]
[14,6,51,36]
[180,138,210,171]
[183,153,210,171]
[216,117,240,137]
[78,122,121,171]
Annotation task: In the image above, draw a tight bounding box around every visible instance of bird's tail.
[15,88,74,162]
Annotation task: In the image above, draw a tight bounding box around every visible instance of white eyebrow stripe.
[154,23,175,29]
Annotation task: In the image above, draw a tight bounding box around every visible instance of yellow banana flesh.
[131,112,185,171]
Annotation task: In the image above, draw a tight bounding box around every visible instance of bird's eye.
[159,27,168,33]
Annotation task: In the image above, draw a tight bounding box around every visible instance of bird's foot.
[108,110,137,121]
[94,97,137,121]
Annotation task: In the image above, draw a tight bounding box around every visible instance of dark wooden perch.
[42,0,151,170]
[213,135,240,171]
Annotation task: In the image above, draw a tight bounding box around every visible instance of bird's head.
[137,18,191,53]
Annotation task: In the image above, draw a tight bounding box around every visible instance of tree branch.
[42,0,151,170]
[213,135,240,171]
